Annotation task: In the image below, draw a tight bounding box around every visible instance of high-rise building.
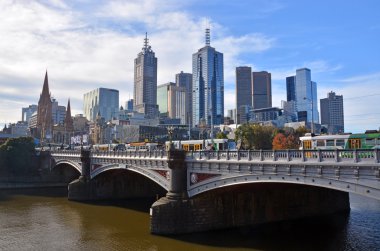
[22,104,38,123]
[236,66,252,124]
[126,99,133,112]
[134,33,158,118]
[192,28,224,126]
[157,82,187,124]
[294,68,319,125]
[176,71,193,126]
[286,76,296,102]
[83,87,119,122]
[51,98,66,125]
[252,71,272,109]
[320,91,344,134]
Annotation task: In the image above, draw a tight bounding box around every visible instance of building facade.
[236,66,252,124]
[83,88,119,122]
[286,76,296,102]
[22,105,38,123]
[252,71,272,109]
[320,91,344,134]
[134,33,158,118]
[157,82,187,124]
[176,71,193,126]
[294,68,319,125]
[192,28,224,127]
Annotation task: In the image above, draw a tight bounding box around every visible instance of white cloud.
[0,0,276,127]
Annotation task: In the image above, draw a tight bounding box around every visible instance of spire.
[144,32,149,49]
[205,28,210,46]
[64,98,74,131]
[41,70,50,96]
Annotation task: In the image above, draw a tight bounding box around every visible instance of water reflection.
[0,189,379,251]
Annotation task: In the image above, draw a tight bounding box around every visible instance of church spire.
[41,70,50,97]
[64,98,74,132]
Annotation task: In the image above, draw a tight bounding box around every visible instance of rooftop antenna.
[205,27,210,46]
[144,32,149,50]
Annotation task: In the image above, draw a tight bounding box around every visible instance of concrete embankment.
[0,182,68,189]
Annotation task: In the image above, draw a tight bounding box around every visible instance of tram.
[167,139,236,151]
[299,131,380,150]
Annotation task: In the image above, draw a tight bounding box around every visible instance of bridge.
[49,148,380,234]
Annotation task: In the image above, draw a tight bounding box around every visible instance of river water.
[0,188,379,251]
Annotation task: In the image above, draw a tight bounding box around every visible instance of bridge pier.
[68,148,94,201]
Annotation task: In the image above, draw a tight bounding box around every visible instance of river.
[0,188,379,251]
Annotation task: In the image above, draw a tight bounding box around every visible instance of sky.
[0,0,379,133]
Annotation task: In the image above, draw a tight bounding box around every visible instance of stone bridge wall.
[151,183,350,234]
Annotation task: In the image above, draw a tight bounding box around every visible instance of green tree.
[216,131,228,139]
[235,124,276,150]
[0,137,36,176]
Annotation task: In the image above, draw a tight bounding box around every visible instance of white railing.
[187,149,380,164]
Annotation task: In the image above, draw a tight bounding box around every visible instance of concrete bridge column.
[68,148,93,200]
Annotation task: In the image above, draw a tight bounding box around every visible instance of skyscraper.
[320,91,344,134]
[192,28,224,127]
[157,82,187,124]
[295,68,319,125]
[134,33,158,118]
[252,71,272,109]
[286,76,296,102]
[176,71,193,126]
[236,66,252,124]
[83,88,119,122]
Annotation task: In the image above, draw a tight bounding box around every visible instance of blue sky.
[0,0,379,133]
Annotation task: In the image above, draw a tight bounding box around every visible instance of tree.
[272,133,288,150]
[235,124,276,150]
[0,137,37,176]
[216,131,227,139]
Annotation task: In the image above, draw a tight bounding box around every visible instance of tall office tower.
[286,76,296,101]
[83,87,119,122]
[157,82,187,124]
[36,71,53,140]
[320,91,344,134]
[252,71,272,109]
[22,104,38,123]
[176,71,193,126]
[51,98,66,125]
[126,99,133,111]
[134,33,158,118]
[192,28,224,126]
[236,66,252,124]
[295,68,319,124]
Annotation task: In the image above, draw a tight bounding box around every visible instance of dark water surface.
[0,188,379,251]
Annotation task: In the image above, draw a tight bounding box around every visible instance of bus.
[167,139,236,151]
[299,132,380,150]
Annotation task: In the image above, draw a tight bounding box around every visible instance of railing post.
[287,149,290,161]
[354,149,358,163]
[260,149,263,161]
[301,149,305,162]
[317,149,322,162]
[237,150,241,160]
[375,149,379,163]
[335,149,339,162]
[217,150,220,160]
[248,150,251,161]
[273,150,276,161]
[227,150,230,160]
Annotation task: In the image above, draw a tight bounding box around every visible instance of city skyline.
[0,0,379,133]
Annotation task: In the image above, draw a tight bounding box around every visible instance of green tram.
[299,132,380,150]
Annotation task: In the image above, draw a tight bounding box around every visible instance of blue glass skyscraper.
[295,68,319,124]
[192,28,224,126]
